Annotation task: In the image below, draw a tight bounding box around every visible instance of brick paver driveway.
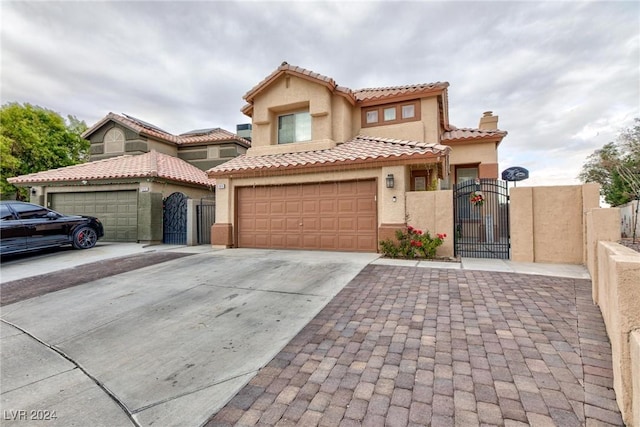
[207,265,623,427]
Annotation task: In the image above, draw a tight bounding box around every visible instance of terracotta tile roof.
[353,82,449,103]
[442,127,508,142]
[241,62,449,115]
[179,128,251,147]
[207,136,450,177]
[83,113,250,147]
[8,150,215,187]
[243,62,341,102]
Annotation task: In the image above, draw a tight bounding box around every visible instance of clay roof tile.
[207,136,450,177]
[8,150,215,187]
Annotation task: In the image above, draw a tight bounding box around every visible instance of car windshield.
[8,203,59,220]
[0,205,14,220]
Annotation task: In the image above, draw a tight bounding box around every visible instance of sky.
[1,1,638,187]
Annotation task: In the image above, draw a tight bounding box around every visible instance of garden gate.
[453,179,510,259]
[163,192,188,245]
[196,199,216,244]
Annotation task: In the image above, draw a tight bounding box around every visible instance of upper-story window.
[362,100,420,128]
[104,128,125,153]
[278,111,311,144]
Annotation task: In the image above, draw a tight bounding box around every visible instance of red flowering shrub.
[380,226,447,259]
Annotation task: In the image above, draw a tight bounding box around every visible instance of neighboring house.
[8,113,250,243]
[207,62,507,252]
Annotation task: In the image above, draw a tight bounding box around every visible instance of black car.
[0,201,104,256]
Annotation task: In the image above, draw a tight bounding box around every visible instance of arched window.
[104,128,125,153]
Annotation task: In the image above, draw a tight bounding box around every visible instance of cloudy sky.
[2,1,638,186]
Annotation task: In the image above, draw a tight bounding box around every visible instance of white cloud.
[1,0,638,185]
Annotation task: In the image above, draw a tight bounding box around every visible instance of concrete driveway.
[1,248,379,426]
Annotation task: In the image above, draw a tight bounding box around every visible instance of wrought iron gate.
[453,179,510,259]
[196,199,215,244]
[163,192,188,245]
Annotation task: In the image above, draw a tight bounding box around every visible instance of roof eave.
[357,87,446,107]
[207,151,447,179]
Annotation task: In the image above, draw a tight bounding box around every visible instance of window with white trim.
[278,111,311,144]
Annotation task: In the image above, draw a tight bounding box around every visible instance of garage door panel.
[256,202,270,215]
[338,199,356,214]
[319,183,336,195]
[237,180,376,252]
[302,218,320,232]
[269,218,284,232]
[339,217,356,231]
[285,218,300,231]
[285,201,301,214]
[51,190,137,242]
[302,200,318,214]
[319,200,336,214]
[319,218,337,232]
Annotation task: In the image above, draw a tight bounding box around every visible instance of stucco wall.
[586,208,621,303]
[447,141,498,165]
[593,241,640,425]
[510,183,600,264]
[147,181,214,200]
[356,97,440,143]
[632,330,640,427]
[406,190,454,257]
[250,74,335,150]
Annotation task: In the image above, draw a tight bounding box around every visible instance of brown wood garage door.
[237,180,377,252]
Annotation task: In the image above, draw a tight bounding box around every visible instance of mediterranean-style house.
[207,62,507,252]
[8,112,250,243]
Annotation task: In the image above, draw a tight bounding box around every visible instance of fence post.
[186,199,197,246]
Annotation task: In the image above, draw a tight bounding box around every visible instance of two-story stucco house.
[9,112,250,243]
[207,62,507,252]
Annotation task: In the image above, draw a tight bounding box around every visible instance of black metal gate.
[196,199,216,244]
[453,179,510,259]
[163,192,188,245]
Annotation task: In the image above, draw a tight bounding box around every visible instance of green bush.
[379,226,446,259]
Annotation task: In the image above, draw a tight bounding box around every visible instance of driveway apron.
[0,249,379,427]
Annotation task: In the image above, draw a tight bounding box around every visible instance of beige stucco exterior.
[586,208,622,303]
[510,183,600,264]
[357,97,440,143]
[593,241,640,425]
[212,65,506,251]
[406,190,454,257]
[632,330,640,427]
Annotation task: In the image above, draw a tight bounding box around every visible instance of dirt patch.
[1,251,194,306]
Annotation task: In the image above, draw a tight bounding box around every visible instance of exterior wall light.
[386,174,395,189]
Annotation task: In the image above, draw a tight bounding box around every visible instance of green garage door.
[51,191,138,242]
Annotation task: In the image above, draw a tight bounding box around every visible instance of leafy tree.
[0,103,89,200]
[579,118,640,206]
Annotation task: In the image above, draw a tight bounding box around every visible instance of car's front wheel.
[72,226,98,249]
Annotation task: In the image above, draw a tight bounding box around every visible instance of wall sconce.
[386,174,395,189]
[31,188,37,195]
